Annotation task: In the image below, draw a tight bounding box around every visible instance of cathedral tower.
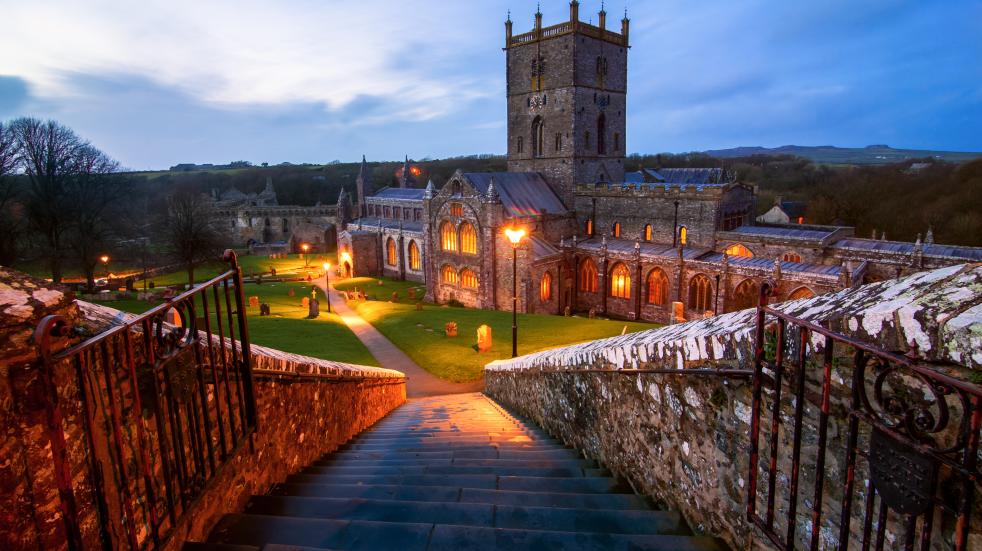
[505,1,629,208]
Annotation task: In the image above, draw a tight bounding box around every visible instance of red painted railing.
[33,250,256,550]
[748,283,982,550]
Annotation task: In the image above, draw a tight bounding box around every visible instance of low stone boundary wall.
[0,268,406,551]
[485,264,982,550]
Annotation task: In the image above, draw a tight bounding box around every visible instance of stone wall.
[486,264,982,550]
[0,268,406,551]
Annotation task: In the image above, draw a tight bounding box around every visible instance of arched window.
[586,219,594,236]
[532,116,544,158]
[540,272,553,302]
[646,268,668,306]
[783,252,802,263]
[460,269,478,289]
[597,113,606,155]
[730,279,759,312]
[788,287,816,301]
[440,221,457,251]
[441,265,458,285]
[386,237,397,266]
[578,258,598,292]
[644,224,652,241]
[679,226,688,246]
[408,240,421,270]
[724,244,754,258]
[282,218,289,232]
[609,263,631,299]
[459,222,478,255]
[612,222,621,238]
[688,274,713,313]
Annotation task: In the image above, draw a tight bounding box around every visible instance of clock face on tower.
[529,95,544,112]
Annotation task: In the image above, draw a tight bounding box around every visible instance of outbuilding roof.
[371,187,426,201]
[832,238,982,261]
[462,172,568,217]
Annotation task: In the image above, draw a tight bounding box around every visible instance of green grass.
[91,280,377,367]
[349,295,656,382]
[149,252,337,287]
[334,277,426,303]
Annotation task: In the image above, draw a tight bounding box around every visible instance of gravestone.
[564,306,571,317]
[308,298,319,318]
[415,302,423,311]
[391,292,399,303]
[288,288,295,297]
[301,297,310,308]
[445,322,458,337]
[477,324,492,352]
[271,268,277,277]
[671,301,685,324]
[407,288,416,300]
[249,296,259,308]
[377,280,383,286]
[588,308,596,319]
[259,303,270,316]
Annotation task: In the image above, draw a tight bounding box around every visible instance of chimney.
[569,0,579,23]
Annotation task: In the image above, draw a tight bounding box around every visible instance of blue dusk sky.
[0,0,979,170]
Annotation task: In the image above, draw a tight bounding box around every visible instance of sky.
[0,0,979,170]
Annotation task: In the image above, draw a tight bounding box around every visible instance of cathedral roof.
[726,225,838,242]
[529,236,561,260]
[832,238,982,261]
[625,167,729,186]
[372,187,426,201]
[461,172,568,217]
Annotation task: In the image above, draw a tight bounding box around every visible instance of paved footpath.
[316,281,484,398]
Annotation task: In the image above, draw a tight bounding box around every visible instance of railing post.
[224,249,257,431]
[747,282,771,523]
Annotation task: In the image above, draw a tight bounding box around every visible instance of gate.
[747,283,982,550]
[32,250,256,550]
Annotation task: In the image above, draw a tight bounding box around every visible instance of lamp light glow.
[99,255,110,264]
[323,262,331,271]
[504,227,526,245]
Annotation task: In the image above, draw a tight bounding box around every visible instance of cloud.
[0,75,29,117]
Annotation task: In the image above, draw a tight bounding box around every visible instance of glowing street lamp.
[301,243,310,268]
[504,227,526,358]
[323,262,332,313]
[99,254,110,282]
[340,251,351,277]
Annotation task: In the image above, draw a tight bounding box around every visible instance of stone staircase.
[189,393,725,550]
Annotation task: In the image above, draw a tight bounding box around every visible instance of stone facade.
[0,269,406,551]
[486,264,982,550]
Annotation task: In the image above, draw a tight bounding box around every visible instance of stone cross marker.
[477,324,492,352]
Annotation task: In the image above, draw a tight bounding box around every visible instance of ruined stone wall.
[0,270,406,551]
[486,264,982,550]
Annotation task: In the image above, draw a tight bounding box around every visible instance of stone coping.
[487,263,982,372]
[77,300,405,380]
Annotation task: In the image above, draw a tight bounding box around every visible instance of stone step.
[286,474,628,493]
[323,448,583,462]
[269,483,650,510]
[313,458,596,469]
[300,464,601,478]
[208,514,723,550]
[341,436,558,448]
[245,495,686,535]
[341,442,568,453]
[349,432,552,443]
[182,543,260,551]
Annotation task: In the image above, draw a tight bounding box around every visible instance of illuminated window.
[730,279,758,312]
[679,226,688,245]
[578,258,598,292]
[724,244,754,258]
[408,241,420,270]
[460,269,478,289]
[532,116,544,158]
[440,221,457,251]
[586,219,594,236]
[540,272,553,302]
[789,287,816,301]
[688,274,713,313]
[797,216,805,224]
[609,263,631,299]
[644,224,652,241]
[386,237,397,266]
[441,265,458,285]
[612,222,621,238]
[646,269,668,306]
[783,252,801,263]
[459,222,477,255]
[450,203,463,217]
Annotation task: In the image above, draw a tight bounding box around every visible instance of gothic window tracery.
[440,221,457,251]
[540,272,553,302]
[646,269,668,305]
[461,268,478,289]
[386,237,397,266]
[532,116,545,158]
[688,274,713,313]
[459,222,478,255]
[609,263,631,299]
[408,240,421,270]
[578,258,599,293]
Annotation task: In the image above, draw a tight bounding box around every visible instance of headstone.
[704,310,714,319]
[390,292,399,303]
[408,288,416,300]
[564,306,571,317]
[288,288,295,297]
[477,324,492,352]
[671,301,685,324]
[377,280,383,286]
[162,288,175,299]
[588,308,596,319]
[445,321,458,337]
[149,281,156,289]
[302,297,310,308]
[308,298,319,318]
[415,302,423,311]
[249,296,259,308]
[164,307,182,327]
[271,268,277,277]
[259,303,271,316]
[306,274,312,282]
[125,278,135,291]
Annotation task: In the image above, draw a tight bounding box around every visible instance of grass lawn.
[150,253,337,287]
[90,280,377,367]
[334,277,426,303]
[349,292,656,382]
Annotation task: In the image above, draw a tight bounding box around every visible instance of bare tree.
[0,122,21,265]
[10,118,86,282]
[162,187,222,287]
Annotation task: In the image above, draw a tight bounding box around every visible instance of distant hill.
[702,144,982,165]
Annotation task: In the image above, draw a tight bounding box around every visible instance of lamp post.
[322,262,332,313]
[301,243,310,268]
[99,255,110,286]
[504,227,526,358]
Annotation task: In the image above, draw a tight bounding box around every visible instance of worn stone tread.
[426,525,725,551]
[209,515,433,550]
